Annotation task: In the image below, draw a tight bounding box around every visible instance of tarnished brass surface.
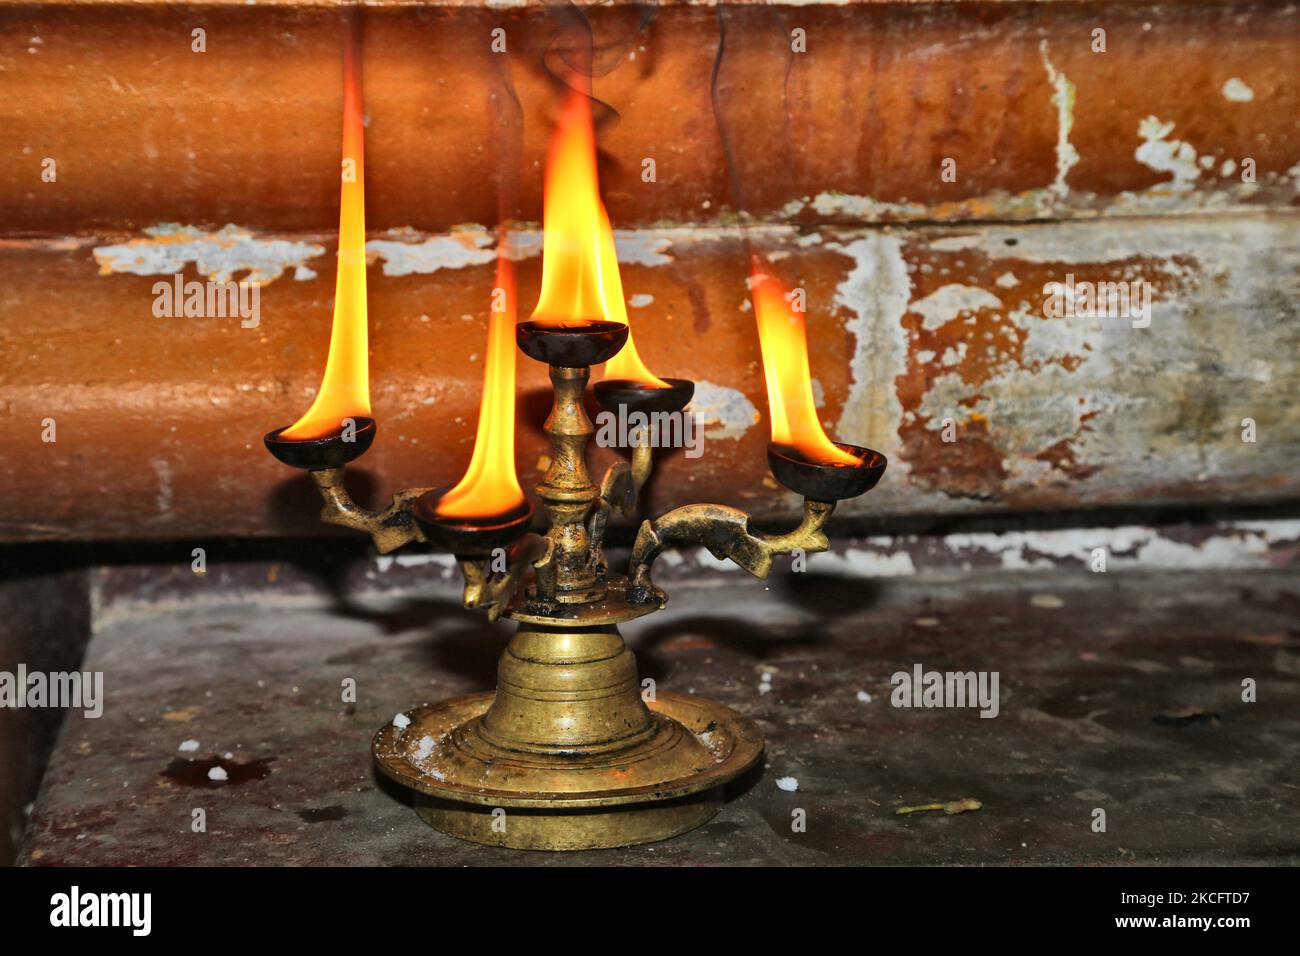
[505,575,662,627]
[627,498,836,601]
[412,789,723,851]
[457,533,552,622]
[589,426,653,575]
[373,636,769,805]
[309,467,430,555]
[307,358,879,848]
[373,688,763,850]
[534,366,604,603]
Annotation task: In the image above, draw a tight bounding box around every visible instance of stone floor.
[20,567,1300,866]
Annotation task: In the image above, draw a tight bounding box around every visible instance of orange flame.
[434,244,525,519]
[532,86,666,387]
[750,259,858,465]
[280,32,370,440]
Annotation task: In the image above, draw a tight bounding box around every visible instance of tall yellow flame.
[435,247,525,518]
[532,86,666,387]
[280,32,370,440]
[750,259,858,465]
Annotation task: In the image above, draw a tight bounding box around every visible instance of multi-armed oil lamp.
[265,66,885,849]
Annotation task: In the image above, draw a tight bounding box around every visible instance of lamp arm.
[627,498,835,603]
[309,467,431,555]
[587,428,654,575]
[457,533,554,622]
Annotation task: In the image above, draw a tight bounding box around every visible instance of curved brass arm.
[310,467,431,555]
[628,499,835,603]
[588,427,654,575]
[457,533,554,622]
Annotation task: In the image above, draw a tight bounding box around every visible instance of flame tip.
[751,264,858,467]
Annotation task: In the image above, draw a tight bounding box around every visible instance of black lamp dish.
[766,441,887,501]
[263,416,377,470]
[412,490,534,555]
[516,319,628,367]
[593,377,695,417]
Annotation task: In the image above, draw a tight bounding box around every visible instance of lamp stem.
[535,365,604,603]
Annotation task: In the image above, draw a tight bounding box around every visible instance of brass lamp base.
[373,585,764,850]
[411,785,724,851]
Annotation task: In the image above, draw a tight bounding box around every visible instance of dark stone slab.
[20,568,1300,866]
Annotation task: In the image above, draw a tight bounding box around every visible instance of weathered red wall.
[2,3,1295,232]
[0,1,1296,541]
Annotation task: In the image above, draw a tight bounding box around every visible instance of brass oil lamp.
[264,64,886,850]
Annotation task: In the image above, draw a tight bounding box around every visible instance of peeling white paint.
[1135,116,1201,192]
[366,228,495,277]
[1039,40,1079,199]
[804,192,926,220]
[910,284,1002,331]
[926,218,1270,267]
[810,377,826,408]
[93,224,324,285]
[928,234,981,252]
[689,379,760,441]
[612,230,675,266]
[1221,77,1255,102]
[500,231,544,262]
[827,235,911,457]
[884,216,1299,511]
[374,552,459,573]
[91,223,710,287]
[940,343,967,366]
[937,521,1300,573]
[696,547,740,571]
[808,548,918,578]
[658,549,684,568]
[727,519,1300,580]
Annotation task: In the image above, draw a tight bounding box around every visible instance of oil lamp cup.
[516,319,627,367]
[593,377,695,417]
[263,416,377,470]
[411,491,533,556]
[766,441,887,501]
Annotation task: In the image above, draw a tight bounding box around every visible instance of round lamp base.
[374,691,763,851]
[414,788,723,851]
